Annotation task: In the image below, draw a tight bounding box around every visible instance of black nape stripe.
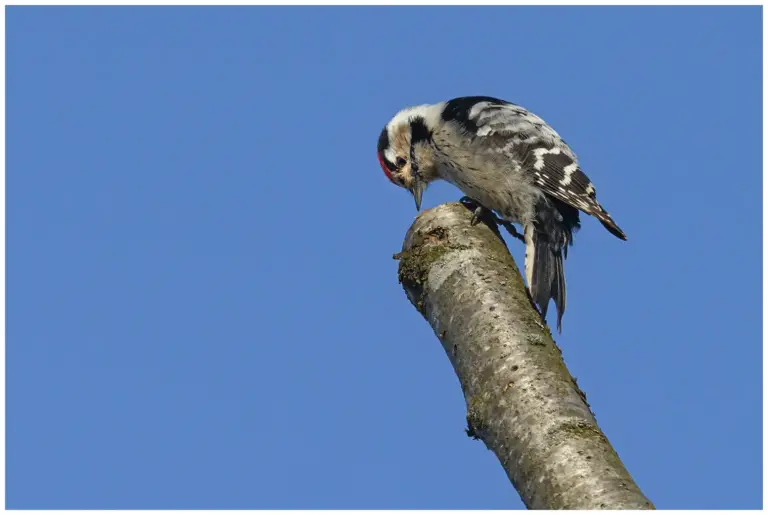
[377,126,390,154]
[409,116,432,145]
[441,96,512,132]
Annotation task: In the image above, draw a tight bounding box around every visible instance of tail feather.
[552,248,566,332]
[528,230,567,333]
[525,197,578,332]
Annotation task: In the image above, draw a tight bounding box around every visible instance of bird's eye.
[396,157,407,167]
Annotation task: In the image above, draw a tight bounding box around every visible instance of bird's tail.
[525,225,567,333]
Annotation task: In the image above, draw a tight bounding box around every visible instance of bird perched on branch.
[377,96,626,331]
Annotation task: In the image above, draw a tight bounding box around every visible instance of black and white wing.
[443,96,627,240]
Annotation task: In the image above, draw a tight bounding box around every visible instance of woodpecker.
[377,96,626,331]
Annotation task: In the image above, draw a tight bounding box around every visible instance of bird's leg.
[498,219,525,243]
[459,196,525,243]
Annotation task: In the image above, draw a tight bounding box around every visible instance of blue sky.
[6,5,762,509]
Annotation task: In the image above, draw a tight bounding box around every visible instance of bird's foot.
[459,197,525,242]
[459,196,491,226]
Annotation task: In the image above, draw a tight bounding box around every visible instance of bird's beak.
[410,180,425,211]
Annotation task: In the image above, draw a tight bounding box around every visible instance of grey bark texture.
[394,202,654,510]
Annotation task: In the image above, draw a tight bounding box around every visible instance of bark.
[394,202,653,510]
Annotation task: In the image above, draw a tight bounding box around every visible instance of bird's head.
[377,104,442,211]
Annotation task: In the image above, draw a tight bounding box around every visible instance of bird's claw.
[459,197,487,226]
[460,196,525,242]
[470,206,483,227]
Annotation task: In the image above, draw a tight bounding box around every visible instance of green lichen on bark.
[394,244,452,289]
[546,420,610,451]
[466,392,491,440]
[526,333,548,346]
[394,225,470,312]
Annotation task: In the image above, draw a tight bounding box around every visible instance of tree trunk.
[394,202,654,510]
